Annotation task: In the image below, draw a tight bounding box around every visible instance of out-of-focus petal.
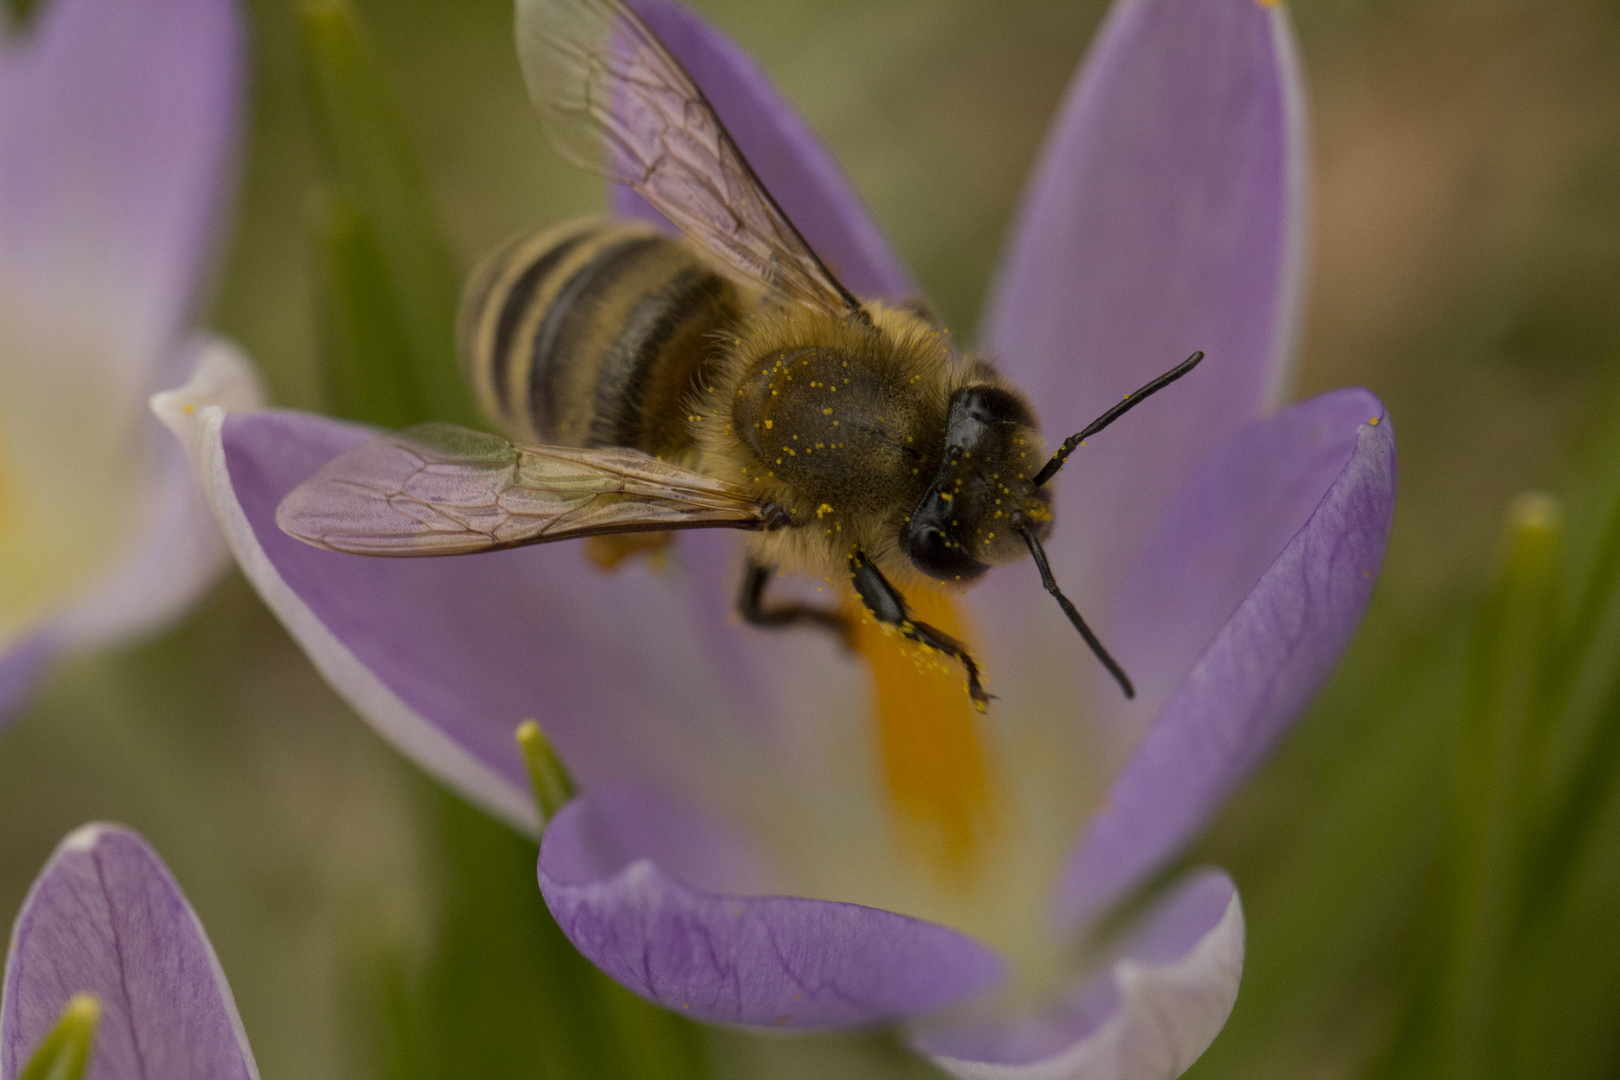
[0,340,258,729]
[913,871,1241,1080]
[48,338,260,649]
[0,824,259,1080]
[978,0,1306,650]
[1055,403,1396,933]
[0,637,53,731]
[538,786,1005,1028]
[611,0,915,302]
[0,0,242,393]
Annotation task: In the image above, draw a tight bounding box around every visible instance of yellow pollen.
[845,587,1000,883]
[585,531,673,572]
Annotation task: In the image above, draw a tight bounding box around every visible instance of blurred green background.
[3,0,1620,1077]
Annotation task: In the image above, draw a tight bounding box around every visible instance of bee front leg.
[738,559,853,647]
[848,551,990,711]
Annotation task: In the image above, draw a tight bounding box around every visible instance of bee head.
[902,384,1052,582]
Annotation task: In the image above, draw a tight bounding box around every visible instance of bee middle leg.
[848,550,990,710]
[738,559,853,647]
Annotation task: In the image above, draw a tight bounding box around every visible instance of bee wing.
[276,423,774,556]
[515,0,860,317]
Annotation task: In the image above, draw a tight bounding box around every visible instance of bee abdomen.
[459,219,744,460]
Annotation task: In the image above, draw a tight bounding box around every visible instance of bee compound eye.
[904,522,988,582]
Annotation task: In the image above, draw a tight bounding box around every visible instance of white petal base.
[50,336,260,647]
[1,338,261,727]
[918,878,1243,1080]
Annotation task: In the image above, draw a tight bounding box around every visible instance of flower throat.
[848,587,1002,884]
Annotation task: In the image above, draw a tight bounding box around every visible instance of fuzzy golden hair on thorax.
[685,302,986,579]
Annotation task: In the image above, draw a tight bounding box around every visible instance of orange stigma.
[847,587,1001,883]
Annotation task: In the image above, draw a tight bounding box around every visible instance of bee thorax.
[730,344,935,520]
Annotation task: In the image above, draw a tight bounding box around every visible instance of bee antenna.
[1018,526,1135,699]
[1031,351,1204,488]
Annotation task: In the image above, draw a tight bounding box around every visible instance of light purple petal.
[0,636,55,731]
[1,824,259,1080]
[201,410,537,831]
[1108,388,1391,723]
[1055,400,1396,932]
[0,0,242,384]
[914,870,1241,1080]
[979,0,1306,638]
[183,404,862,836]
[612,0,915,302]
[539,786,1005,1028]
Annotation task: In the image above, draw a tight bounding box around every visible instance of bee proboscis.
[276,0,1205,708]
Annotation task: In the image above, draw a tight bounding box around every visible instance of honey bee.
[276,0,1204,709]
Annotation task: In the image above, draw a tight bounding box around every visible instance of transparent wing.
[276,423,774,556]
[515,0,859,317]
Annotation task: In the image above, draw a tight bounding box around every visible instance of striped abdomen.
[458,219,745,463]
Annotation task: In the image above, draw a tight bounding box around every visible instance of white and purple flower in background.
[0,0,258,726]
[158,0,1396,1076]
[1,824,259,1080]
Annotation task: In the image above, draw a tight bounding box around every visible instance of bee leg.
[848,551,990,711]
[738,560,854,647]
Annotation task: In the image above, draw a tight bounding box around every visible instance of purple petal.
[0,636,55,731]
[612,0,915,302]
[203,410,537,831]
[1108,388,1392,722]
[1,824,259,1080]
[980,0,1306,625]
[0,0,242,384]
[1055,399,1396,933]
[539,786,1005,1028]
[184,405,862,836]
[913,871,1240,1080]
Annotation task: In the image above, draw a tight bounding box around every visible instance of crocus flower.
[0,0,257,725]
[1,823,260,1080]
[158,0,1396,1074]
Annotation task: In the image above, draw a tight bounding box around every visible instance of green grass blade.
[349,781,711,1080]
[297,0,482,430]
[309,188,431,428]
[1433,494,1562,1080]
